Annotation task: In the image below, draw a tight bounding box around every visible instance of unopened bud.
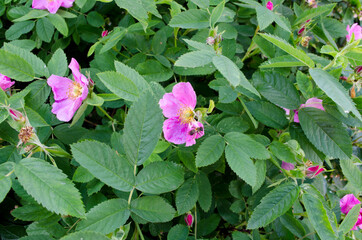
[185,213,194,227]
[102,30,109,37]
[266,1,273,10]
[298,27,305,35]
[206,37,215,46]
[300,36,311,47]
[9,109,25,123]
[306,165,325,178]
[18,126,35,144]
[340,76,348,81]
[355,65,362,74]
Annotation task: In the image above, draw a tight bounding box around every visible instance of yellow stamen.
[67,82,83,100]
[178,107,194,124]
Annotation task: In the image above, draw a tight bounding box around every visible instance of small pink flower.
[9,109,25,123]
[206,36,215,45]
[306,165,325,178]
[185,213,194,227]
[0,74,14,91]
[266,1,273,10]
[346,23,362,42]
[47,58,89,122]
[281,161,295,170]
[102,30,109,37]
[284,98,324,123]
[340,194,361,214]
[159,82,204,146]
[307,0,317,8]
[32,0,74,14]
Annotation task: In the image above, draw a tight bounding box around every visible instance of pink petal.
[0,74,14,91]
[9,109,24,122]
[186,121,204,147]
[162,117,188,145]
[46,0,62,14]
[60,0,74,8]
[281,161,295,170]
[159,93,183,118]
[51,98,82,122]
[266,1,273,10]
[69,58,88,85]
[80,84,89,101]
[184,214,194,226]
[294,110,300,123]
[340,194,361,214]
[304,98,324,111]
[47,75,73,101]
[32,0,47,10]
[306,165,325,178]
[172,82,197,109]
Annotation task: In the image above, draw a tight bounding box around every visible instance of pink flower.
[102,30,109,37]
[32,0,74,14]
[47,58,89,122]
[266,1,273,10]
[0,74,14,91]
[206,36,215,45]
[340,194,361,214]
[306,165,325,178]
[185,213,194,227]
[346,23,362,42]
[284,98,324,123]
[159,82,204,146]
[281,161,295,170]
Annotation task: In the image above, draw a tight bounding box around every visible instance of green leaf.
[114,60,149,94]
[60,231,110,240]
[259,55,304,68]
[302,193,338,240]
[13,9,49,22]
[210,0,225,28]
[4,43,49,77]
[255,6,274,30]
[247,182,300,229]
[212,55,260,98]
[309,68,361,120]
[232,232,251,240]
[71,140,135,192]
[25,106,49,127]
[178,150,197,173]
[224,132,270,160]
[273,15,292,33]
[253,160,266,194]
[131,196,176,223]
[167,224,189,240]
[280,213,306,238]
[175,51,216,68]
[169,9,209,29]
[97,71,139,101]
[225,144,256,187]
[195,135,225,167]
[0,162,13,203]
[86,11,104,27]
[14,158,85,218]
[47,48,67,76]
[294,4,336,26]
[340,158,362,192]
[77,198,130,234]
[217,116,249,133]
[253,71,301,109]
[259,33,315,68]
[152,29,167,55]
[190,0,209,8]
[136,60,173,82]
[123,90,163,166]
[176,178,199,215]
[339,204,361,234]
[86,92,104,106]
[246,101,288,129]
[299,108,352,160]
[196,171,212,212]
[5,21,35,40]
[100,28,127,54]
[269,141,295,163]
[73,166,94,183]
[36,18,54,43]
[0,49,34,82]
[11,204,53,221]
[46,14,68,36]
[114,0,148,29]
[135,161,184,194]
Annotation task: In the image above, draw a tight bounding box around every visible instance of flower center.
[67,82,83,100]
[178,107,194,124]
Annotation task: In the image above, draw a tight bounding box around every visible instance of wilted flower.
[340,194,362,230]
[159,82,204,146]
[346,23,362,42]
[266,1,273,10]
[102,30,109,37]
[18,126,35,145]
[206,36,215,45]
[32,0,74,14]
[185,213,194,227]
[300,36,312,47]
[0,74,14,91]
[284,98,324,123]
[281,161,295,170]
[306,165,325,178]
[47,58,89,122]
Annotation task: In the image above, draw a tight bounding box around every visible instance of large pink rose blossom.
[0,74,14,91]
[159,82,204,146]
[346,23,362,42]
[340,194,362,230]
[47,58,89,122]
[266,1,273,10]
[32,0,74,14]
[306,165,325,178]
[284,98,324,123]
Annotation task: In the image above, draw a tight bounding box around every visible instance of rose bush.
[0,0,361,239]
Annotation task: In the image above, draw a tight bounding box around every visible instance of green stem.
[241,25,259,62]
[128,187,135,206]
[194,205,197,240]
[96,106,115,122]
[238,96,258,128]
[135,222,145,240]
[5,169,14,177]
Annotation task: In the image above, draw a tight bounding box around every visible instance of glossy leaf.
[195,135,225,167]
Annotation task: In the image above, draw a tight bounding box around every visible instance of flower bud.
[355,65,362,74]
[306,165,325,178]
[206,37,215,46]
[185,213,194,227]
[298,27,305,35]
[9,109,25,123]
[102,30,109,37]
[266,1,273,10]
[281,161,295,170]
